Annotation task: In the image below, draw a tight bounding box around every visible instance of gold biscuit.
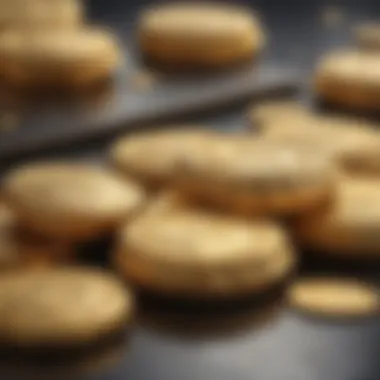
[110,129,218,188]
[176,139,336,216]
[289,277,380,318]
[139,3,265,69]
[0,268,133,347]
[270,119,380,165]
[0,0,83,30]
[252,102,380,174]
[295,177,380,257]
[3,162,146,240]
[0,28,120,88]
[116,209,296,297]
[315,50,380,110]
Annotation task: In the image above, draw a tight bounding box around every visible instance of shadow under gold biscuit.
[297,247,380,276]
[6,75,116,101]
[141,53,259,76]
[135,269,295,313]
[0,267,134,351]
[140,293,285,339]
[77,235,115,268]
[314,96,380,119]
[0,335,127,379]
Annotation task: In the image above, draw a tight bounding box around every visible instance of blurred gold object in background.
[0,28,121,88]
[2,162,146,240]
[0,0,83,30]
[139,2,265,70]
[354,23,380,50]
[315,50,380,110]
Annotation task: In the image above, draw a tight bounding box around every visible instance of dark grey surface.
[2,1,380,380]
[0,67,299,163]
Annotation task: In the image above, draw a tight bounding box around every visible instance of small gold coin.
[289,277,380,318]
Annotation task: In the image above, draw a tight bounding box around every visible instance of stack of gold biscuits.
[109,106,380,318]
[0,0,121,89]
[0,1,271,353]
[0,162,145,348]
[111,130,313,297]
[2,1,380,354]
